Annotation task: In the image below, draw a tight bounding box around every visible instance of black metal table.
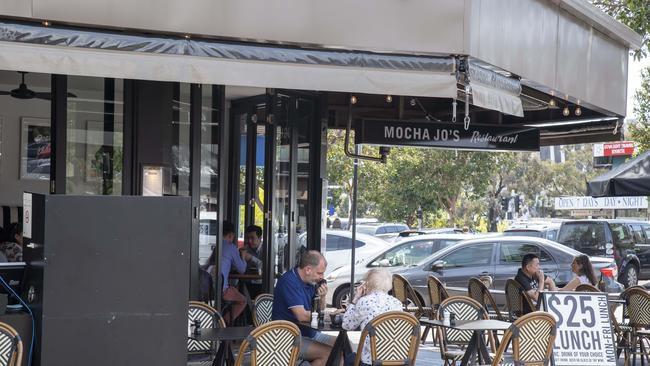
[421,318,511,366]
[189,326,255,366]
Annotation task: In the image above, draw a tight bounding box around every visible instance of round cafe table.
[301,320,353,366]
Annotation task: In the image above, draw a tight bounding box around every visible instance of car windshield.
[557,223,606,252]
[369,240,435,267]
[356,226,376,235]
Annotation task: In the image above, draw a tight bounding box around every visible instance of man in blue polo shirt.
[273,250,334,366]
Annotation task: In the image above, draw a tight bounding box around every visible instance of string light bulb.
[350,95,358,105]
[562,106,570,116]
[575,106,582,116]
[548,98,556,108]
[42,21,51,27]
[385,95,393,103]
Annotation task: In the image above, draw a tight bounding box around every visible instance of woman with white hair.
[342,268,403,366]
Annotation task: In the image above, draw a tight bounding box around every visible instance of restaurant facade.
[0,1,643,363]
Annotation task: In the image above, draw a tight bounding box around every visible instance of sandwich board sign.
[542,292,616,365]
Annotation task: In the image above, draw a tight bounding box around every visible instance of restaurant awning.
[0,21,459,99]
[586,151,650,197]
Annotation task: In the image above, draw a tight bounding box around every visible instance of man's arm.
[526,288,540,302]
[231,247,248,274]
[289,306,311,322]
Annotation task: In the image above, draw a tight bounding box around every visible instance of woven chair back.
[427,275,449,311]
[0,322,21,366]
[353,311,420,366]
[235,320,300,366]
[438,296,486,346]
[252,294,274,327]
[492,311,556,366]
[468,277,504,321]
[505,279,535,321]
[626,288,650,328]
[188,301,226,354]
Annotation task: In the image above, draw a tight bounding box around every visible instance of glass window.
[610,224,634,249]
[326,235,365,251]
[442,245,493,268]
[642,225,650,244]
[630,225,645,243]
[557,223,607,251]
[369,240,435,267]
[438,239,463,250]
[499,243,553,264]
[66,77,123,195]
[356,226,376,235]
[376,227,386,234]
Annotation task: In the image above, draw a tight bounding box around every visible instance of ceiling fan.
[0,71,75,100]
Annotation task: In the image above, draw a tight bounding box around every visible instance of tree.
[627,66,650,153]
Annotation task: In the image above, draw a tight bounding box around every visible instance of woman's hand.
[352,283,367,304]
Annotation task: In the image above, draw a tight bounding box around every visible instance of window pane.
[66,77,123,195]
[444,245,492,268]
[499,243,552,264]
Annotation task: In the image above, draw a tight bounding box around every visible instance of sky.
[627,55,649,120]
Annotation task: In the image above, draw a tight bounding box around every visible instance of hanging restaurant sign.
[542,292,616,366]
[355,119,539,152]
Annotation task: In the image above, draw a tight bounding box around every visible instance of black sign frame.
[355,119,540,152]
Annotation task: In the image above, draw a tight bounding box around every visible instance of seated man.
[243,225,264,299]
[272,250,335,366]
[515,253,556,313]
[217,221,249,325]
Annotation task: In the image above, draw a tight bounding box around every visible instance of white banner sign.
[543,292,616,366]
[554,196,648,210]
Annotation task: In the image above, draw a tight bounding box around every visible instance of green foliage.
[627,66,650,153]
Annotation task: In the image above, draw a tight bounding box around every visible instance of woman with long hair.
[558,254,598,291]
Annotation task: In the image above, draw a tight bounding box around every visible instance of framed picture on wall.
[20,117,51,180]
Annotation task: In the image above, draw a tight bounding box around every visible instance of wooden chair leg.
[421,325,430,345]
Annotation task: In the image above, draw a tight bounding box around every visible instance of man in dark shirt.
[272,250,334,366]
[515,253,556,312]
[243,225,264,299]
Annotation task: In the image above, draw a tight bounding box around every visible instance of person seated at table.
[342,268,403,366]
[0,223,23,262]
[207,221,250,325]
[243,225,264,299]
[556,254,598,291]
[515,253,556,311]
[272,250,335,366]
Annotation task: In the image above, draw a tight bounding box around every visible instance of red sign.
[603,141,636,157]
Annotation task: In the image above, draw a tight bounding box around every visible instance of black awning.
[586,151,650,197]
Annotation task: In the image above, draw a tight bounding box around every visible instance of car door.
[492,241,559,290]
[432,244,495,288]
[636,224,650,276]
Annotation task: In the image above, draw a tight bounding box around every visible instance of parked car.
[355,223,410,240]
[324,233,475,307]
[298,230,392,276]
[503,223,561,242]
[556,219,650,287]
[394,236,621,307]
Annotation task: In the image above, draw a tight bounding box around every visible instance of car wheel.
[620,264,639,288]
[333,285,350,308]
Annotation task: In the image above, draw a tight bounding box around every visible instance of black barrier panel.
[355,119,540,152]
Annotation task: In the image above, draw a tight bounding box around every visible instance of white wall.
[0,84,50,206]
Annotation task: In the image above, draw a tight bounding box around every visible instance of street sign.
[554,196,648,210]
[542,292,616,366]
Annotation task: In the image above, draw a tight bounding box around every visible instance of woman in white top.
[342,268,403,366]
[557,254,598,291]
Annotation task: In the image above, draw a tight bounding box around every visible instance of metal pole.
[349,145,359,304]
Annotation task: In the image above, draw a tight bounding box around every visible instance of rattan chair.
[252,293,274,327]
[421,275,450,344]
[487,311,556,366]
[437,296,491,366]
[0,322,22,366]
[351,311,420,366]
[188,301,226,361]
[234,320,301,366]
[575,283,600,292]
[624,287,650,364]
[504,279,536,322]
[468,277,505,321]
[392,274,432,319]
